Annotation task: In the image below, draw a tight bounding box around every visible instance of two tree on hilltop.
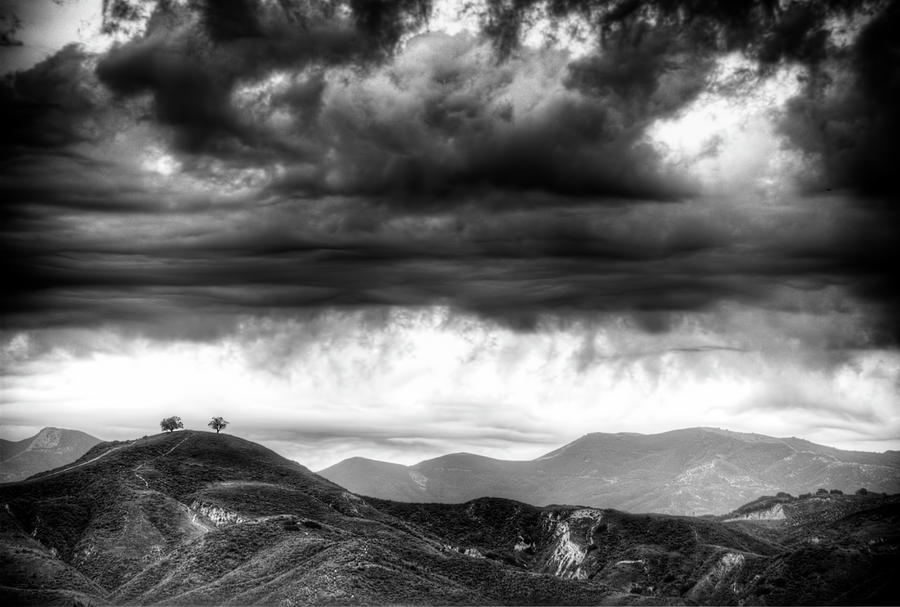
[158,416,229,433]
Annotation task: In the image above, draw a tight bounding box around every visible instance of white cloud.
[2,303,898,469]
[0,0,149,74]
[646,52,807,195]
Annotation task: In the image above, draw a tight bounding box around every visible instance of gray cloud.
[1,0,898,343]
[3,0,900,465]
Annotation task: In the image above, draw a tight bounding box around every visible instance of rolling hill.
[0,431,620,605]
[319,427,900,514]
[0,429,898,605]
[371,491,900,605]
[0,428,102,483]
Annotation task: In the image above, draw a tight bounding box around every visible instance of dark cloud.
[0,9,23,47]
[780,2,900,196]
[86,0,722,201]
[200,0,265,42]
[0,44,103,152]
[1,0,898,346]
[349,0,432,50]
[0,191,872,342]
[94,2,360,161]
[756,1,829,66]
[87,0,432,166]
[482,0,781,59]
[774,2,900,342]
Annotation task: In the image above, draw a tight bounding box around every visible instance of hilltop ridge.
[320,427,900,514]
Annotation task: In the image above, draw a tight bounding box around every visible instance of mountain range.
[319,428,900,515]
[0,429,897,605]
[0,428,102,483]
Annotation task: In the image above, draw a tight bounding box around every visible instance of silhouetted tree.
[160,416,183,432]
[208,416,229,434]
[856,487,868,495]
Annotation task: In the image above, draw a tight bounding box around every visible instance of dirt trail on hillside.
[36,444,126,479]
[133,435,192,489]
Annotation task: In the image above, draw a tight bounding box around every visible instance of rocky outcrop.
[724,503,786,521]
[547,521,587,578]
[189,500,248,527]
[440,544,485,558]
[409,470,428,490]
[686,552,746,602]
[29,428,63,450]
[514,536,533,552]
[539,509,604,580]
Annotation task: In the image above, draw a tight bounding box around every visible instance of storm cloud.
[1,0,898,456]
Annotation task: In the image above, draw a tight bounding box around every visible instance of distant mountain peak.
[0,427,102,483]
[30,427,66,449]
[319,427,900,515]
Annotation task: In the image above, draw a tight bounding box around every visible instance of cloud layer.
[1,0,898,458]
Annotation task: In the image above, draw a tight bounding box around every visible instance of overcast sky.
[1,0,898,469]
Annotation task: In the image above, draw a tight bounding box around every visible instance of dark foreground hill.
[320,427,900,514]
[0,428,101,483]
[1,430,898,605]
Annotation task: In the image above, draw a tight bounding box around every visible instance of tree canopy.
[160,416,183,432]
[208,416,229,433]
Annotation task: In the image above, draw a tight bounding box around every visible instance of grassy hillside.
[0,431,623,605]
[0,430,897,605]
[376,493,900,604]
